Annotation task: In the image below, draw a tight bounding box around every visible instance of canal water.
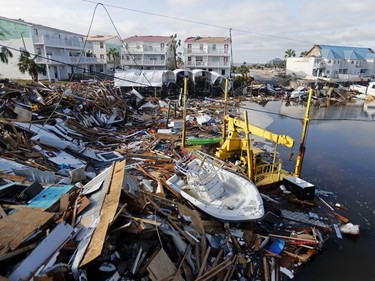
[243,100,375,281]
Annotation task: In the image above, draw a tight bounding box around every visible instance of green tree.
[235,62,249,79]
[300,50,308,57]
[0,32,13,64]
[168,34,181,70]
[107,47,120,71]
[284,49,296,58]
[17,51,45,81]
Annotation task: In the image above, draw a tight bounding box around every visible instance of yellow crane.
[215,113,295,186]
[215,84,313,188]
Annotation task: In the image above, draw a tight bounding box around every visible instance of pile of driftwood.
[0,80,356,281]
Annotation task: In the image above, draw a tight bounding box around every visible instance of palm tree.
[107,47,120,71]
[0,32,13,64]
[284,49,296,58]
[168,34,181,70]
[17,51,45,81]
[300,50,309,57]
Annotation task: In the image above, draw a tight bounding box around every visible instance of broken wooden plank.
[80,160,126,266]
[0,207,54,253]
[147,248,184,281]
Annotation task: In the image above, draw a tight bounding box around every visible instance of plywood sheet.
[0,207,54,253]
[147,248,184,281]
[178,203,205,234]
[80,160,125,266]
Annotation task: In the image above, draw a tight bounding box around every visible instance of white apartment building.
[286,45,375,80]
[86,35,123,74]
[0,16,104,81]
[183,36,231,77]
[122,35,174,70]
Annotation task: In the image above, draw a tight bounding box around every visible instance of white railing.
[125,47,166,53]
[35,55,100,64]
[184,47,229,54]
[33,36,93,49]
[125,59,166,66]
[186,61,230,67]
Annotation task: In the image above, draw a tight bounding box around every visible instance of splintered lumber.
[80,160,125,266]
[317,196,349,223]
[147,248,184,281]
[0,243,37,262]
[177,203,205,234]
[0,208,54,253]
[146,196,194,245]
[0,205,7,218]
[263,257,270,281]
[197,246,211,278]
[195,255,237,281]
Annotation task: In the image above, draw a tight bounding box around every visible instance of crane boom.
[228,115,295,148]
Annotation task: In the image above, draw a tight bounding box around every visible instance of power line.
[82,0,314,44]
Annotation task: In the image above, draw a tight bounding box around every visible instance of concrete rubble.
[0,78,360,281]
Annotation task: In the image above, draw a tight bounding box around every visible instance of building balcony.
[125,46,167,54]
[184,47,230,55]
[32,36,93,49]
[124,59,166,66]
[185,61,230,67]
[35,55,101,65]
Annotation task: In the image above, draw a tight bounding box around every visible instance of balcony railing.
[186,61,230,67]
[125,46,166,54]
[35,55,100,65]
[33,36,93,49]
[124,59,166,66]
[184,47,230,54]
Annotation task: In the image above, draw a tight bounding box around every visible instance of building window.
[161,43,164,51]
[224,44,228,53]
[100,42,104,48]
[187,44,192,53]
[199,44,203,52]
[351,61,354,64]
[161,55,165,60]
[33,28,38,35]
[100,54,105,59]
[36,48,42,55]
[196,56,203,65]
[211,44,216,51]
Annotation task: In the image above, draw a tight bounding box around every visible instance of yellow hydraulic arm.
[216,114,295,183]
[216,115,294,157]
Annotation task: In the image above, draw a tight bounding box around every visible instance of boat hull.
[167,152,264,222]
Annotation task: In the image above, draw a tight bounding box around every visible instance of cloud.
[2,0,375,63]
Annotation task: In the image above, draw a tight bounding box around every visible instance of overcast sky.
[2,0,375,63]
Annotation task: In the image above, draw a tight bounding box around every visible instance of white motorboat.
[166,150,264,222]
[350,81,375,97]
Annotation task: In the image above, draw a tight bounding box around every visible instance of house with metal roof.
[183,36,231,77]
[286,44,375,81]
[122,35,174,71]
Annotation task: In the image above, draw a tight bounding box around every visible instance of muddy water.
[243,100,375,281]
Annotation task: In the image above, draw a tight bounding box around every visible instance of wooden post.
[181,77,188,148]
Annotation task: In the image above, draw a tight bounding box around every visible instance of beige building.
[183,36,231,77]
[86,35,123,74]
[122,35,174,70]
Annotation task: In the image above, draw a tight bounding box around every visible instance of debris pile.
[0,79,358,280]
